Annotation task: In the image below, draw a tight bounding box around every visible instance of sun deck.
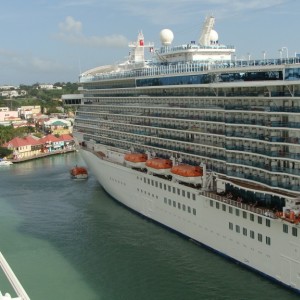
[79,57,300,83]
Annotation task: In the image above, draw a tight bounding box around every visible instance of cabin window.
[155,181,158,187]
[250,213,254,221]
[266,236,271,245]
[192,194,196,201]
[258,233,263,242]
[193,208,196,215]
[229,207,233,214]
[164,184,166,190]
[236,225,240,233]
[148,179,150,184]
[187,192,191,199]
[151,180,154,186]
[168,186,171,192]
[283,224,288,233]
[250,230,255,239]
[173,201,176,207]
[159,183,162,189]
[216,202,220,209]
[292,227,298,237]
[182,190,185,197]
[266,219,270,227]
[168,199,171,205]
[177,188,180,195]
[222,204,226,211]
[229,222,233,230]
[210,200,213,207]
[144,178,146,183]
[257,216,262,224]
[235,209,240,216]
[178,203,181,209]
[173,187,176,193]
[188,206,191,213]
[243,211,247,219]
[243,228,247,236]
[183,204,186,211]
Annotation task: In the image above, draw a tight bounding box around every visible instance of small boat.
[145,158,172,175]
[0,159,13,166]
[124,153,147,168]
[171,164,203,184]
[70,166,88,179]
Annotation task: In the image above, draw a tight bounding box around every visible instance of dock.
[11,148,76,163]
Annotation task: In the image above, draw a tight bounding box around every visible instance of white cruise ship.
[72,16,300,293]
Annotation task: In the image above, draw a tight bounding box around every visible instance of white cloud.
[104,0,290,24]
[0,49,67,73]
[59,16,82,34]
[56,16,128,47]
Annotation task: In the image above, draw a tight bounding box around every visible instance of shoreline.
[10,149,76,163]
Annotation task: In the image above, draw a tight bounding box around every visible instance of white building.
[39,84,62,90]
[18,106,41,119]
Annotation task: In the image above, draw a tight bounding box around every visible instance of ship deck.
[82,146,284,220]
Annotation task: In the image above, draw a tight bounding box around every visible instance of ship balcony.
[227,158,300,176]
[225,132,300,145]
[225,105,300,113]
[226,171,300,191]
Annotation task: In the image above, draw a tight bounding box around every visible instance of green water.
[0,153,299,299]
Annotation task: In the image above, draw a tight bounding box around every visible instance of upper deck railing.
[158,44,235,53]
[79,57,300,83]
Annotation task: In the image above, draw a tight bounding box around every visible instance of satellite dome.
[160,29,174,46]
[210,30,218,42]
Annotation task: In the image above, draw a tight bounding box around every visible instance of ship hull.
[80,148,300,293]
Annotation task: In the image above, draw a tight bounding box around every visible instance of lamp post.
[282,47,289,59]
[262,51,266,63]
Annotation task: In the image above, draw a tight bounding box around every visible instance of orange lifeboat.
[70,166,88,179]
[171,164,203,184]
[124,153,147,168]
[145,158,172,174]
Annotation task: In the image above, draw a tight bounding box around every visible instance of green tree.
[0,147,13,158]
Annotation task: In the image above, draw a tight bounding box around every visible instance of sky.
[0,0,299,86]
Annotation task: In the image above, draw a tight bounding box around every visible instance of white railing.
[0,252,30,300]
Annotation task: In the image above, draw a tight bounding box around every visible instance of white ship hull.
[80,148,300,293]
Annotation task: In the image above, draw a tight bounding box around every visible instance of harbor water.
[0,152,299,300]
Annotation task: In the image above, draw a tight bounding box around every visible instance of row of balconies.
[80,129,300,194]
[227,158,300,176]
[79,98,300,114]
[226,170,300,191]
[75,115,300,152]
[77,109,300,132]
[74,119,300,161]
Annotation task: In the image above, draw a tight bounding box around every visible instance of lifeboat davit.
[70,166,88,179]
[124,153,147,168]
[171,164,203,184]
[145,158,172,175]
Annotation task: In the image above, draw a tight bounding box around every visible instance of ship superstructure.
[72,16,300,293]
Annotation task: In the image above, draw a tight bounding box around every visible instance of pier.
[11,148,76,164]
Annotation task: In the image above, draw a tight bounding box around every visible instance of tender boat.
[124,153,147,168]
[171,164,203,184]
[70,166,88,179]
[0,159,13,166]
[145,158,172,175]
